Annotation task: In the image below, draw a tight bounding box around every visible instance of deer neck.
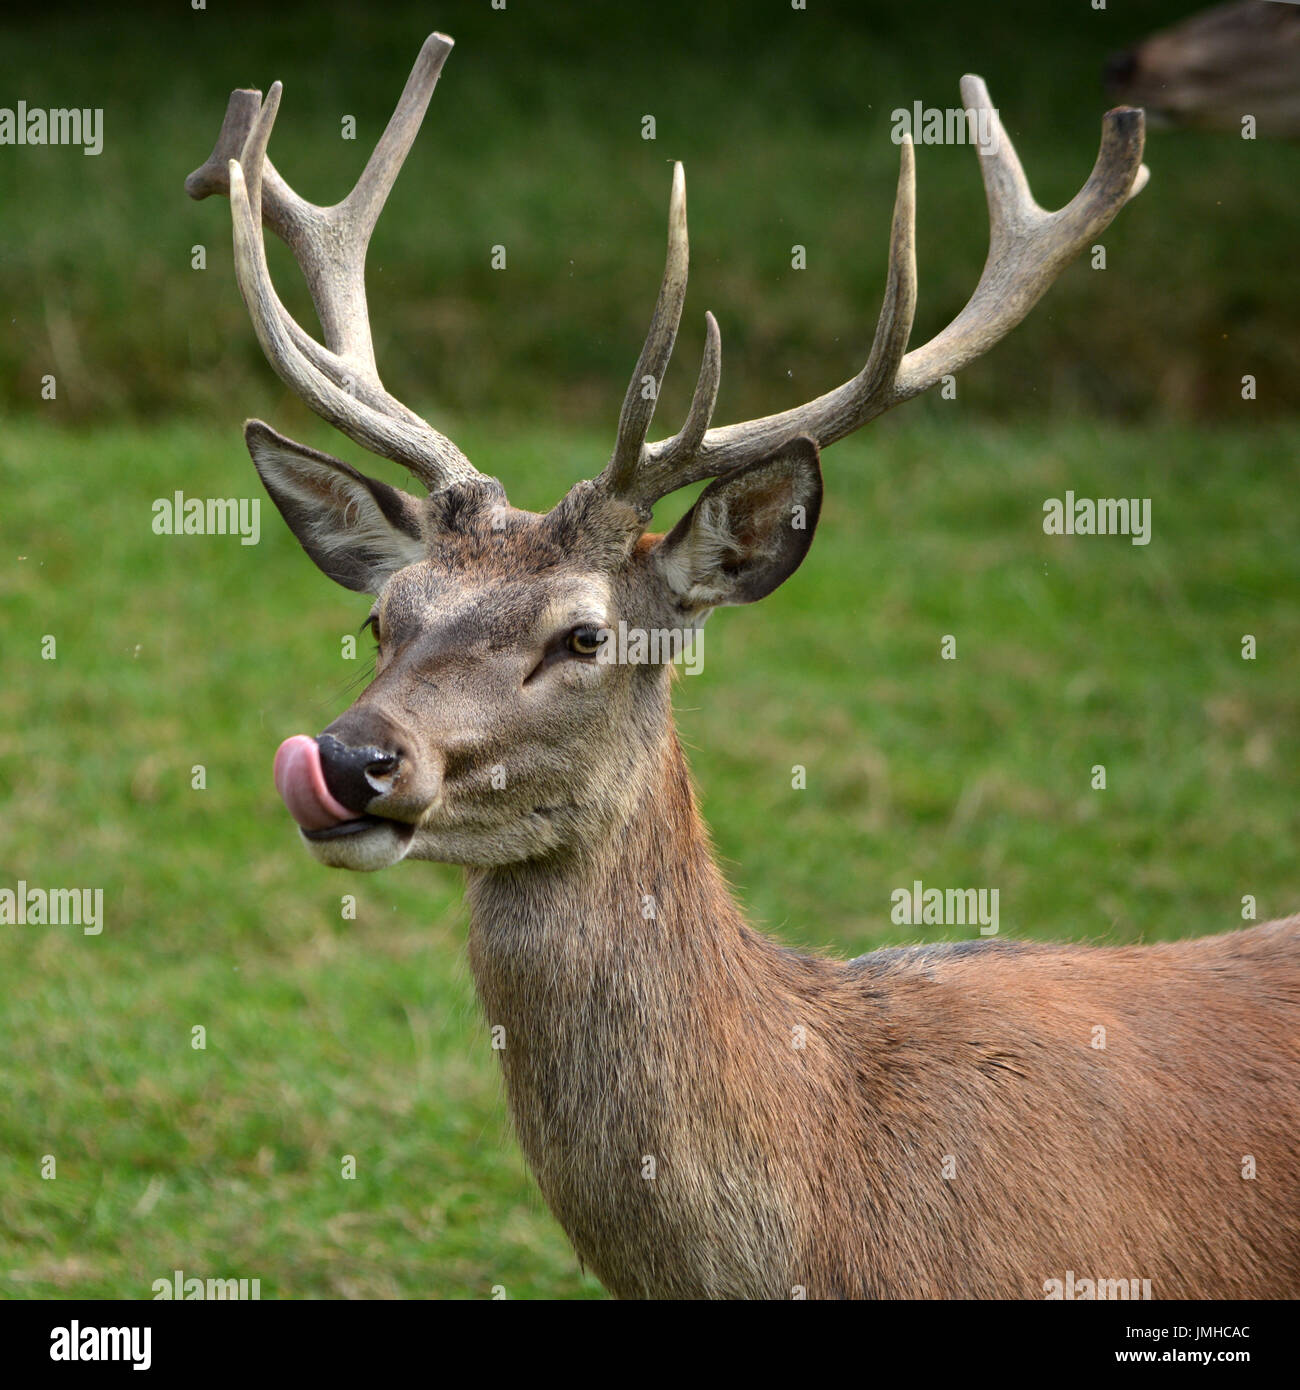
[463,718,755,1050]
[463,715,839,1296]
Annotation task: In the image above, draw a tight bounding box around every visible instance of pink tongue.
[273,734,359,831]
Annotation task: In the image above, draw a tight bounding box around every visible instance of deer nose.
[316,733,403,815]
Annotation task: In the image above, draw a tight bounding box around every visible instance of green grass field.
[1,411,1297,1298]
[2,0,1298,1304]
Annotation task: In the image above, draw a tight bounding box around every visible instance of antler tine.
[600,162,692,500]
[231,81,414,423]
[185,88,316,252]
[343,33,450,247]
[637,309,722,496]
[227,158,471,483]
[669,136,916,500]
[601,79,1146,508]
[892,76,1148,400]
[188,33,482,491]
[185,88,261,200]
[602,137,917,511]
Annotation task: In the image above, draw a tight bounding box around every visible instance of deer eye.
[566,625,605,657]
[361,612,381,646]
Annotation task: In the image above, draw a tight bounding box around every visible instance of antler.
[186,32,482,491]
[598,76,1149,512]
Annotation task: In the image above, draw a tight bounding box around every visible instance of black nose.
[1104,49,1139,91]
[317,733,401,815]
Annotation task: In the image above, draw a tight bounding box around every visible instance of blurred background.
[3,0,1299,422]
[1,0,1297,1299]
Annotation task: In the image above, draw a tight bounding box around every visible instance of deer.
[1105,0,1300,137]
[187,33,1300,1299]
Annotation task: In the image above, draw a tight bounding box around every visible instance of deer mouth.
[273,734,414,845]
[299,814,414,844]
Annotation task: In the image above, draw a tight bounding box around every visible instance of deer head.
[188,33,1147,875]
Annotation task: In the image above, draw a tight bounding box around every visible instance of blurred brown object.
[1106,0,1300,135]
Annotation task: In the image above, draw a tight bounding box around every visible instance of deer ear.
[652,436,823,610]
[244,420,426,594]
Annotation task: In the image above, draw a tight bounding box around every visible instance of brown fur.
[469,725,1300,1299]
[249,449,1300,1299]
[209,42,1291,1294]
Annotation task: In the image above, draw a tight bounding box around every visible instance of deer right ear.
[244,420,426,594]
[652,436,823,611]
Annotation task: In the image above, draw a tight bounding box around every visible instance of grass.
[1,411,1297,1298]
[1,0,1297,1303]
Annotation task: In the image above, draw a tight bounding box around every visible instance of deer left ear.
[244,420,426,595]
[652,436,823,609]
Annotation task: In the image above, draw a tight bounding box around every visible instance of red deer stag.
[187,33,1300,1299]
